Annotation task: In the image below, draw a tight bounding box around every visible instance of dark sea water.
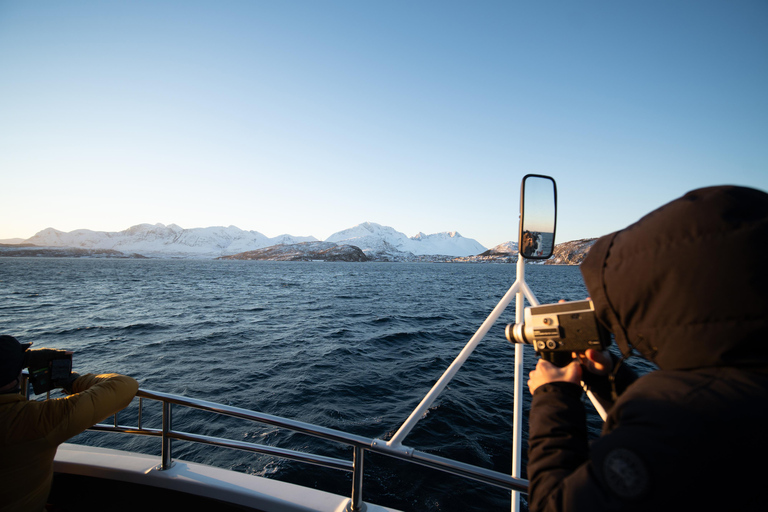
[0,258,635,511]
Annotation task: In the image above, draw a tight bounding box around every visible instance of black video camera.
[25,349,74,395]
[505,300,611,367]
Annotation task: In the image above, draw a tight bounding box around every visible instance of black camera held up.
[506,300,611,367]
[24,349,75,395]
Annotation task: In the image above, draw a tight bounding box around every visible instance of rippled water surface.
[1,258,603,511]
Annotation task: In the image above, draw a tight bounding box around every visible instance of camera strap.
[608,353,628,402]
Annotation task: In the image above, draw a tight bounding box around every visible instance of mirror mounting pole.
[511,254,528,512]
[385,174,558,512]
[512,173,557,511]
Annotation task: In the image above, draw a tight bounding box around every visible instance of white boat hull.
[54,443,402,512]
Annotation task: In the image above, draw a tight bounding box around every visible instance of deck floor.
[48,473,264,512]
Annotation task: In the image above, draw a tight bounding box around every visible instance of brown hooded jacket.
[527,186,768,511]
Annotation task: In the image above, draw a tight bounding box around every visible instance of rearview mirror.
[519,175,557,259]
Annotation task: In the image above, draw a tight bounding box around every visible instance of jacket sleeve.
[43,373,139,446]
[580,356,638,412]
[527,381,657,512]
[527,382,589,511]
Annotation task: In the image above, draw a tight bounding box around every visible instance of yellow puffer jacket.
[0,373,138,512]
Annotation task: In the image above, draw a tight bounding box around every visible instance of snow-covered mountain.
[326,222,486,258]
[21,222,487,259]
[453,241,518,263]
[24,224,317,258]
[546,238,597,265]
[484,241,518,254]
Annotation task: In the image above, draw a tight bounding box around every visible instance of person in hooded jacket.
[0,335,138,512]
[526,185,768,511]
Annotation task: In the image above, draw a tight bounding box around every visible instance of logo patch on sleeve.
[602,448,649,499]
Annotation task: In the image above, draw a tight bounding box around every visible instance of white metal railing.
[77,256,537,511]
[36,253,602,511]
[42,255,540,511]
[88,387,529,512]
[32,175,582,512]
[375,252,604,511]
[381,255,536,511]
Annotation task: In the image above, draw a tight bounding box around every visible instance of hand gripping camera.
[505,300,611,367]
[25,349,74,395]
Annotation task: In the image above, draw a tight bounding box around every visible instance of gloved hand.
[58,373,81,394]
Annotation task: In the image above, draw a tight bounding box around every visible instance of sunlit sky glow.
[1,1,766,249]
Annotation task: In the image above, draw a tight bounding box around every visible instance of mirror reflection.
[520,175,557,259]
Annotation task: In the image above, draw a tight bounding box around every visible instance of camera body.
[505,300,611,367]
[27,352,73,395]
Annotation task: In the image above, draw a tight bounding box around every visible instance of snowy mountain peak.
[490,241,518,253]
[25,224,315,258]
[327,223,485,257]
[125,223,182,236]
[23,221,486,259]
[411,231,462,241]
[326,222,405,244]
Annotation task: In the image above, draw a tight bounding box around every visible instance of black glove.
[58,373,81,394]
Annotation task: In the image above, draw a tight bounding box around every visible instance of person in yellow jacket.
[0,335,138,512]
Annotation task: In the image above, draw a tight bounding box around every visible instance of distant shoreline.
[0,238,597,265]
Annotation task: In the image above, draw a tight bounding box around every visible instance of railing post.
[160,400,174,470]
[346,446,366,512]
[386,279,522,449]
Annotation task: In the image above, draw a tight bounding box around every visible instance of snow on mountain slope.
[23,221,487,259]
[325,222,413,255]
[325,222,486,257]
[483,241,518,255]
[410,230,487,257]
[25,224,317,258]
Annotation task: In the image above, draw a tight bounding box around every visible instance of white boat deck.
[54,443,402,512]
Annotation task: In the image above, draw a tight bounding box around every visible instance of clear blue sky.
[1,1,766,248]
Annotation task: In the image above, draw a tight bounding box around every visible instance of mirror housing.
[519,174,557,259]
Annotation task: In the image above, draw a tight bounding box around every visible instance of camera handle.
[541,350,574,368]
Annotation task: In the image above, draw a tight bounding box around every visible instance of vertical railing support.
[385,278,523,449]
[347,446,366,511]
[511,256,527,511]
[160,400,174,470]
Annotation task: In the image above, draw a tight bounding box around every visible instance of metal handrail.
[88,388,529,511]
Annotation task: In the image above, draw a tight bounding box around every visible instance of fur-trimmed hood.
[580,186,768,371]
